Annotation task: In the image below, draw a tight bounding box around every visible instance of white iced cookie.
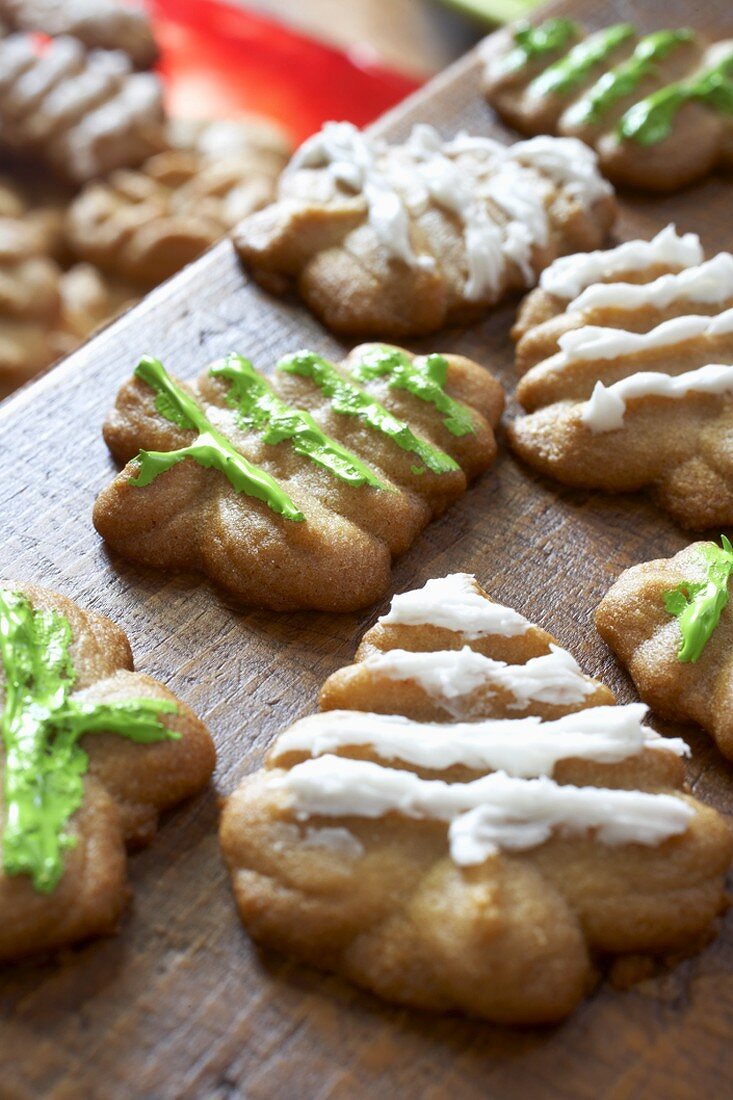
[221,573,731,1024]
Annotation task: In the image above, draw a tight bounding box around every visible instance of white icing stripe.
[359,644,596,712]
[557,308,733,365]
[272,757,694,864]
[448,783,693,866]
[582,363,733,432]
[539,225,703,300]
[271,703,687,778]
[379,573,531,638]
[569,253,733,314]
[288,121,609,301]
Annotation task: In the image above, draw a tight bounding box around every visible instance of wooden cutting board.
[2,1,733,1096]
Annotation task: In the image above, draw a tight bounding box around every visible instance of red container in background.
[149,0,423,143]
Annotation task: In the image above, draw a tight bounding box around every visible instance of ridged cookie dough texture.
[483,19,733,192]
[597,541,733,761]
[93,346,504,611]
[0,584,214,962]
[66,121,291,286]
[221,573,731,1024]
[0,0,157,68]
[508,227,733,529]
[0,33,165,183]
[234,121,616,337]
[0,175,133,396]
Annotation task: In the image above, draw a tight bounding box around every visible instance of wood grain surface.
[2,1,733,1097]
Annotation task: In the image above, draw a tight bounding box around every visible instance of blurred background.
[0,0,540,399]
[230,0,480,78]
[236,0,542,75]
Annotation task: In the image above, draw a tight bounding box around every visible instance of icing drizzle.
[582,362,733,432]
[539,225,703,300]
[527,23,635,100]
[129,348,471,513]
[378,573,532,637]
[527,236,733,458]
[496,18,579,76]
[267,573,693,864]
[0,589,178,892]
[288,121,609,301]
[348,346,477,437]
[211,354,388,490]
[273,703,686,777]
[566,30,694,126]
[569,253,733,314]
[557,306,733,366]
[492,19,733,147]
[664,536,733,663]
[359,643,596,714]
[620,48,733,146]
[279,350,459,475]
[273,756,693,866]
[132,356,305,521]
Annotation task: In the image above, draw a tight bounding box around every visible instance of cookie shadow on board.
[252,943,565,1052]
[96,541,371,671]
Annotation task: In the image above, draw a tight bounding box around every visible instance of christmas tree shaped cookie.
[0,584,214,961]
[483,19,733,192]
[508,229,733,528]
[597,538,733,760]
[234,121,615,337]
[220,573,730,1024]
[93,347,504,611]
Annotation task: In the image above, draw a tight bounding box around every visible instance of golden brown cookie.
[0,201,64,395]
[483,19,733,192]
[220,572,731,1024]
[0,188,135,398]
[596,538,733,760]
[0,582,215,962]
[234,121,616,337]
[58,261,134,340]
[93,346,504,611]
[0,0,157,68]
[508,230,733,529]
[0,33,165,184]
[66,120,291,286]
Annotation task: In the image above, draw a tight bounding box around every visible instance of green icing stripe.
[619,51,733,146]
[566,29,694,126]
[0,589,178,893]
[348,346,477,438]
[528,22,635,99]
[664,536,733,663]
[131,356,305,522]
[278,351,460,476]
[210,354,388,491]
[499,18,580,76]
